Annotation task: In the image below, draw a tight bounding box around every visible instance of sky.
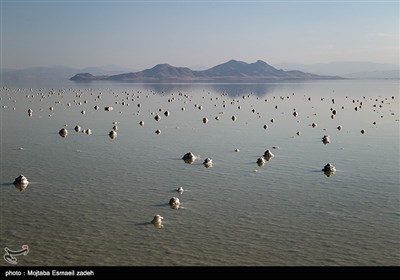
[1,0,399,70]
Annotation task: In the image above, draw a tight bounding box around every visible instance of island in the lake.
[70,59,343,82]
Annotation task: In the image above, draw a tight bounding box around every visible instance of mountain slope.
[106,64,195,81]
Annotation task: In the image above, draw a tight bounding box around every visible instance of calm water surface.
[1,80,399,265]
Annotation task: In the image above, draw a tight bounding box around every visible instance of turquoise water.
[1,80,399,265]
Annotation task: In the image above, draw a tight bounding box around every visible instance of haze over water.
[1,80,398,266]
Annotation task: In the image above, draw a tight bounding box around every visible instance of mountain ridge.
[70,59,343,82]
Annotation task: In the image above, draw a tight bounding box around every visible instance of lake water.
[0,80,399,266]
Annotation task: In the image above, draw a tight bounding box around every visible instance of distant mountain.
[275,61,399,79]
[103,64,196,82]
[1,65,135,86]
[70,59,342,82]
[2,66,78,86]
[188,64,209,71]
[80,65,135,75]
[69,73,98,81]
[200,60,277,77]
[341,70,399,79]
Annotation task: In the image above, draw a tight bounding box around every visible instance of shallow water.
[1,80,399,265]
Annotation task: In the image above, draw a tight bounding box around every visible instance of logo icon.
[4,245,29,265]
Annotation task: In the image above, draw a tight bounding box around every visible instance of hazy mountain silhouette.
[1,65,135,86]
[276,61,399,79]
[105,64,196,81]
[70,59,342,82]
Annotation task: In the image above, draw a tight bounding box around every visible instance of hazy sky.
[1,0,398,70]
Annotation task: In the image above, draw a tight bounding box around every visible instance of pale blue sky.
[1,0,398,70]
